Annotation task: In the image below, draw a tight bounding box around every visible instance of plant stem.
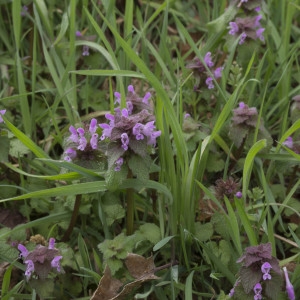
[126,169,134,235]
[61,194,81,242]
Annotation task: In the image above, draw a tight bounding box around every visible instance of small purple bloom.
[253,283,262,300]
[205,77,214,89]
[239,32,247,44]
[184,113,191,119]
[147,130,161,146]
[0,109,6,123]
[229,288,235,297]
[64,148,77,161]
[255,6,261,12]
[143,121,155,137]
[51,256,63,272]
[75,30,82,37]
[21,5,28,16]
[89,118,98,134]
[283,136,293,148]
[24,259,35,280]
[229,22,239,35]
[143,92,151,104]
[214,67,223,79]
[261,262,272,280]
[78,136,87,151]
[90,133,98,149]
[114,157,124,171]
[82,45,90,56]
[114,92,121,103]
[255,15,262,27]
[127,101,133,114]
[121,108,129,118]
[68,125,79,143]
[283,267,295,300]
[235,191,243,198]
[204,52,214,68]
[128,85,135,93]
[256,28,265,42]
[133,123,144,140]
[99,123,112,140]
[121,133,129,150]
[48,238,55,250]
[239,102,246,109]
[18,244,29,258]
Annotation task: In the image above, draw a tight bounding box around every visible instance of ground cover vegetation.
[0,0,299,299]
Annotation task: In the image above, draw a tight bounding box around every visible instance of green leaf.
[242,139,267,198]
[194,222,213,242]
[136,223,161,244]
[153,235,175,252]
[0,181,107,203]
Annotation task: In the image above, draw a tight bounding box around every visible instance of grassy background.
[0,0,300,299]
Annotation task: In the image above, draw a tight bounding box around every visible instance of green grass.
[0,0,300,299]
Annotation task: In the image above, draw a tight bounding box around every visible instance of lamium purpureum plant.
[229,242,296,300]
[63,85,161,234]
[186,51,223,91]
[18,237,63,281]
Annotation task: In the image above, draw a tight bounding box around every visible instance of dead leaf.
[91,253,159,300]
[91,266,123,300]
[125,253,155,279]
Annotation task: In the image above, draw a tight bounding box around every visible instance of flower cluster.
[228,7,265,44]
[63,118,99,162]
[186,52,223,90]
[99,85,161,171]
[18,238,63,281]
[63,85,161,172]
[228,243,293,300]
[214,177,240,201]
[76,30,90,56]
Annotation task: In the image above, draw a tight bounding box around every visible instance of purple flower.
[114,92,121,103]
[89,118,98,134]
[75,30,82,37]
[64,148,77,161]
[283,136,293,148]
[24,259,35,280]
[68,125,79,143]
[0,109,6,123]
[51,256,63,272]
[205,77,214,89]
[82,45,90,56]
[204,52,214,68]
[239,32,247,44]
[214,67,223,79]
[21,5,28,17]
[128,85,135,93]
[256,28,265,42]
[48,238,55,250]
[235,191,243,198]
[18,244,29,258]
[147,130,161,146]
[229,22,239,35]
[283,267,295,300]
[143,121,155,137]
[121,133,129,150]
[143,92,151,104]
[229,288,235,297]
[254,15,262,27]
[90,133,98,149]
[253,283,262,300]
[99,123,113,140]
[132,123,144,140]
[114,157,124,171]
[261,262,272,280]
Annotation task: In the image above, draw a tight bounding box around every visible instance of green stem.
[126,169,134,235]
